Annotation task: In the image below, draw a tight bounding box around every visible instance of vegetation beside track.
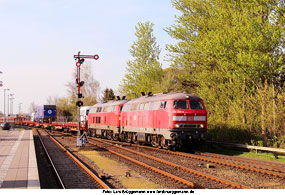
[199,145,285,163]
[78,150,161,189]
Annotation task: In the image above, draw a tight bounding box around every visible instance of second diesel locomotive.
[88,92,207,149]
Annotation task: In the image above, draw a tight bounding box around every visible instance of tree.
[66,62,100,107]
[101,88,115,102]
[29,101,37,113]
[65,62,100,119]
[46,95,59,105]
[166,0,285,145]
[154,67,198,94]
[120,21,163,98]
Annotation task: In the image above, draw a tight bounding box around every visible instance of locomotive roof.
[89,92,200,109]
[91,99,129,107]
[125,92,200,104]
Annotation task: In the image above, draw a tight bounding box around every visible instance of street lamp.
[10,94,15,116]
[18,103,22,114]
[8,94,14,116]
[4,88,10,121]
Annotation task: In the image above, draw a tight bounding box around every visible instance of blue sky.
[0,0,178,114]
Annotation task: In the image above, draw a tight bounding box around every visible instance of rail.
[90,137,249,189]
[34,129,66,189]
[45,130,111,189]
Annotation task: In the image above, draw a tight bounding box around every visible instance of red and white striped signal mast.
[74,51,99,146]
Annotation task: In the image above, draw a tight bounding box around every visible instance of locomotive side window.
[144,102,149,110]
[107,106,112,112]
[160,101,168,109]
[140,103,144,110]
[189,100,204,110]
[149,102,154,110]
[153,101,160,110]
[173,100,188,109]
[125,104,131,111]
[136,104,140,110]
[131,104,137,111]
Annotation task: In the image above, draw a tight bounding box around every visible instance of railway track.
[87,136,285,179]
[37,129,285,188]
[35,129,65,188]
[196,152,285,174]
[34,129,110,189]
[47,130,248,189]
[88,137,249,189]
[47,131,200,188]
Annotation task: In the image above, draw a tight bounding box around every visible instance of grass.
[200,145,285,163]
[79,150,161,189]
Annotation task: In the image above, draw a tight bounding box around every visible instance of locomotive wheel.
[132,133,138,144]
[160,136,169,150]
[107,131,113,140]
[126,132,132,143]
[151,135,159,147]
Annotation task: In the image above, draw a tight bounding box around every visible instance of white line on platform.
[0,131,25,187]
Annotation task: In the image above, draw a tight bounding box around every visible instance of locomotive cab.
[170,97,207,148]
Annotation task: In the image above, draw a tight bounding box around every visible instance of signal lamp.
[79,81,85,87]
[76,100,83,107]
[80,58,85,64]
[78,93,83,98]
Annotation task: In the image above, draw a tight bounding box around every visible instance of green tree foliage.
[55,62,100,120]
[102,88,115,102]
[120,21,163,98]
[166,0,285,146]
[56,97,74,118]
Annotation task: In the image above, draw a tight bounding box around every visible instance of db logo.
[48,110,52,114]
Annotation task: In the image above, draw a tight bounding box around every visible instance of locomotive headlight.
[200,124,204,128]
[175,124,180,128]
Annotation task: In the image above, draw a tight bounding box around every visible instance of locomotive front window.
[173,100,188,109]
[189,100,204,110]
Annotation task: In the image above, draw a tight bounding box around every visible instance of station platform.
[0,129,40,189]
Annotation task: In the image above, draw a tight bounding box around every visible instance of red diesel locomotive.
[88,99,128,139]
[1,92,207,149]
[88,92,207,149]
